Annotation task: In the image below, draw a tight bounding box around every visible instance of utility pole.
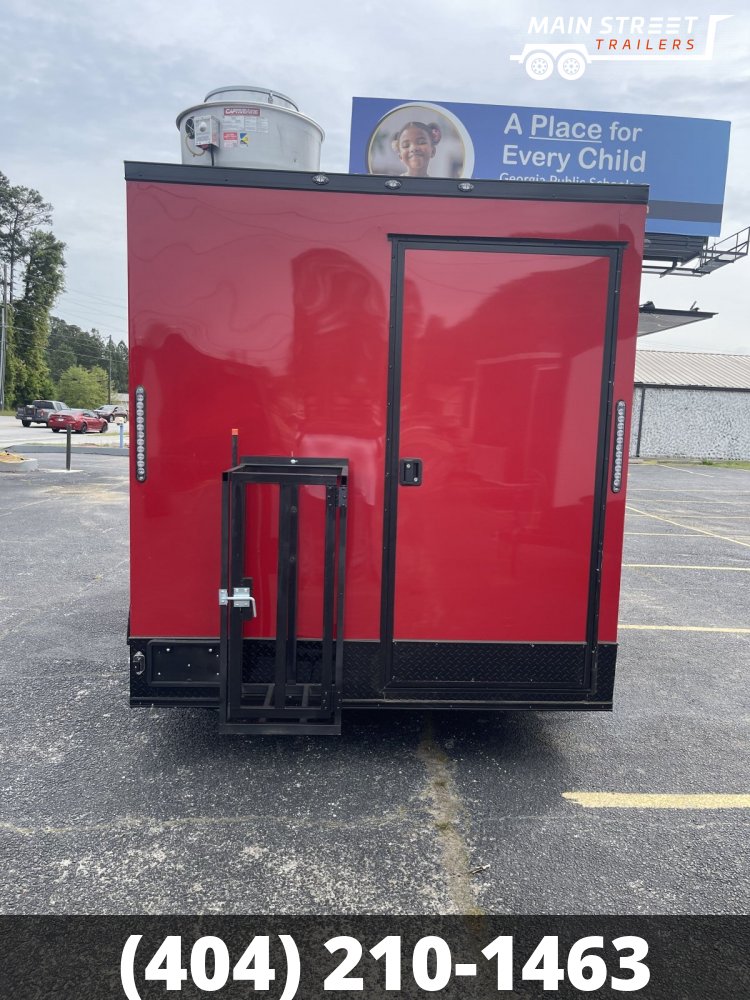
[108,334,112,404]
[0,264,8,411]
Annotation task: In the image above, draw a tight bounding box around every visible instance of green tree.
[46,317,127,396]
[0,172,53,302]
[7,231,65,404]
[48,316,107,378]
[0,174,65,406]
[48,337,77,383]
[111,339,129,393]
[56,365,108,409]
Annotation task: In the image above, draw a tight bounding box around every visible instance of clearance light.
[135,385,146,483]
[612,400,626,493]
[457,182,475,192]
[311,174,329,185]
[384,179,402,190]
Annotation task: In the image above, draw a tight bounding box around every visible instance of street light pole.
[108,334,112,405]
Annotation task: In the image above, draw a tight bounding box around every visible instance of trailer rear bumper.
[128,637,616,715]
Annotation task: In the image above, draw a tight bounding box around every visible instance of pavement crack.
[417,714,484,915]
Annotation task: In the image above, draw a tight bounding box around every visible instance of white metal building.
[630,351,750,460]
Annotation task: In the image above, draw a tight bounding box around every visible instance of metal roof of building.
[635,351,750,389]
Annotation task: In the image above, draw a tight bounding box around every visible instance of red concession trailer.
[125,162,647,734]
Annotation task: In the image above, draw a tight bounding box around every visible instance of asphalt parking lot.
[0,453,747,914]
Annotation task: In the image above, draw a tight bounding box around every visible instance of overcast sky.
[2,0,748,353]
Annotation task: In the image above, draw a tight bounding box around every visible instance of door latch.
[399,458,423,486]
[219,588,257,616]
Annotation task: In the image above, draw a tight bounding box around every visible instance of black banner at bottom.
[2,916,747,999]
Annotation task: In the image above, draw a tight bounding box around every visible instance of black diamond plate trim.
[341,643,383,699]
[242,639,382,698]
[130,638,617,708]
[384,644,617,704]
[596,643,617,701]
[382,687,600,703]
[391,642,586,688]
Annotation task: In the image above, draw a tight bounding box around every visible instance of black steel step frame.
[219,457,348,734]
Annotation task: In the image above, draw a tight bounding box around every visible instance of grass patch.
[700,460,750,470]
[638,458,750,470]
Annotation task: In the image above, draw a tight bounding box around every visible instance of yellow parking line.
[563,793,750,809]
[623,563,750,572]
[619,624,750,633]
[625,505,750,550]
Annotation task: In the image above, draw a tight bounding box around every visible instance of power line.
[12,328,128,363]
[61,286,128,308]
[59,298,128,322]
[60,291,127,312]
[51,324,129,339]
[54,305,129,328]
[15,325,126,346]
[53,300,127,319]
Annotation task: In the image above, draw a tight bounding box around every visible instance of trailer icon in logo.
[511,14,731,80]
[513,43,590,81]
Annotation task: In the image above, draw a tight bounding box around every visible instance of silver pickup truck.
[15,399,69,427]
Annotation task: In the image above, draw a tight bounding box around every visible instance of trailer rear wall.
[125,165,646,733]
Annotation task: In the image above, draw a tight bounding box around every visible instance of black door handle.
[399,458,423,486]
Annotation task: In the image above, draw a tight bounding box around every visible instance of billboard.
[349,97,731,236]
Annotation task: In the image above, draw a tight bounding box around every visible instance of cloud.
[1,0,747,351]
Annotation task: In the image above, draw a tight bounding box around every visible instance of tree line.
[0,171,127,409]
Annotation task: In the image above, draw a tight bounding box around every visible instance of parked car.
[15,400,69,427]
[95,404,129,422]
[48,409,109,434]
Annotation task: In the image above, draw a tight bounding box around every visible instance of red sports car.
[48,409,109,434]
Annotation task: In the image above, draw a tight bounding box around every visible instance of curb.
[0,456,39,473]
[8,445,129,458]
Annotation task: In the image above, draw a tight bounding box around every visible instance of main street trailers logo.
[511,14,731,81]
